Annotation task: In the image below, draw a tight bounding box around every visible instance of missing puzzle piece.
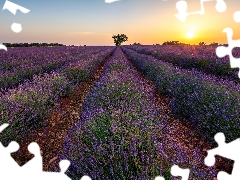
[154,165,190,180]
[16,142,71,179]
[0,124,91,179]
[205,132,240,180]
[233,11,240,23]
[215,28,240,78]
[105,0,120,3]
[0,138,20,174]
[216,10,240,78]
[175,0,226,22]
[0,44,7,51]
[2,0,30,33]
[2,0,30,15]
[0,123,23,179]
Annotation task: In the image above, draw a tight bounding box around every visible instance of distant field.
[0,45,238,179]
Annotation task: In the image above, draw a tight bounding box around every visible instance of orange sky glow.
[0,0,240,45]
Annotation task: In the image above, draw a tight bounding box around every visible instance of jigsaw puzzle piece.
[2,0,30,15]
[38,160,71,180]
[217,171,235,180]
[154,165,190,180]
[171,165,190,180]
[105,0,120,3]
[175,0,188,22]
[39,161,92,180]
[205,132,240,179]
[20,142,42,172]
[80,175,92,180]
[0,140,71,179]
[0,123,9,132]
[154,176,165,180]
[216,27,240,78]
[0,126,80,180]
[0,44,7,51]
[175,0,226,22]
[215,0,227,13]
[20,142,91,179]
[233,11,240,23]
[2,0,30,33]
[205,133,226,166]
[0,124,24,178]
[216,44,228,58]
[0,141,20,169]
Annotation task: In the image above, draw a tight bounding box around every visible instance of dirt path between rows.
[122,48,233,179]
[11,52,114,172]
[11,47,232,179]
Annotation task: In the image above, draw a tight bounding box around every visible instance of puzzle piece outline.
[175,0,227,22]
[0,0,239,179]
[154,165,190,180]
[0,124,93,180]
[216,10,240,78]
[205,132,240,180]
[0,0,31,51]
[2,0,30,33]
[105,0,120,3]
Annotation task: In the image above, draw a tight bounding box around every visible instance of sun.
[186,31,195,39]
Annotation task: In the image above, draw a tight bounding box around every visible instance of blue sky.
[1,0,240,45]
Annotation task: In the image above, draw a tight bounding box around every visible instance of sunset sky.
[0,0,240,45]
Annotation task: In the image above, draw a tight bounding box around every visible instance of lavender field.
[0,45,239,179]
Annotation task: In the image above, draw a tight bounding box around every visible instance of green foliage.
[199,42,206,46]
[112,34,128,46]
[62,67,89,84]
[162,167,172,180]
[209,42,218,46]
[133,42,141,45]
[162,41,190,45]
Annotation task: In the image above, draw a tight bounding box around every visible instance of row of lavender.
[63,47,165,179]
[0,46,108,90]
[0,47,115,145]
[122,47,240,143]
[125,45,239,82]
[0,46,107,70]
[62,48,218,179]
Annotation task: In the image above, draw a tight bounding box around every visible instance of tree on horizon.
[112,34,128,46]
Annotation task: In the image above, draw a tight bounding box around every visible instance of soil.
[123,50,233,178]
[11,53,113,172]
[11,48,233,179]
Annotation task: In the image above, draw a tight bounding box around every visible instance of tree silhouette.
[162,41,190,45]
[112,34,128,46]
[199,42,206,46]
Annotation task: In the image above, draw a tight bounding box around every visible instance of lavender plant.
[122,47,240,142]
[0,47,115,145]
[63,47,167,179]
[62,47,220,179]
[0,72,72,145]
[125,45,239,82]
[0,46,113,90]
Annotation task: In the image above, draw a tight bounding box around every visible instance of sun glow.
[186,31,195,39]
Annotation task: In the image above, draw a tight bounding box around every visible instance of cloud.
[105,0,120,3]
